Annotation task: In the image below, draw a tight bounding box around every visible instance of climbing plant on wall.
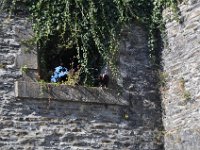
[149,0,180,63]
[29,0,154,85]
[0,0,180,85]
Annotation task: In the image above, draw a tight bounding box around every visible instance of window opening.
[38,36,103,86]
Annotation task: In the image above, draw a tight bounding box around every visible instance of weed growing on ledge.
[158,71,169,88]
[64,69,80,86]
[38,80,48,96]
[124,114,129,120]
[20,65,28,73]
[0,63,6,69]
[23,48,31,53]
[154,130,165,145]
[179,77,192,102]
[183,90,191,102]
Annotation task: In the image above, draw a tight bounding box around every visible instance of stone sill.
[15,81,128,106]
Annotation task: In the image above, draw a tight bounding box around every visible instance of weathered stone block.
[20,69,39,82]
[16,52,38,69]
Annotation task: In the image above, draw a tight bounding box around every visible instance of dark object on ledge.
[99,74,109,88]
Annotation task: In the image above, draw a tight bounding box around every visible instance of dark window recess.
[38,43,79,82]
[37,36,103,86]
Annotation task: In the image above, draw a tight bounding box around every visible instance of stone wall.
[2,1,199,149]
[0,8,163,150]
[162,0,200,149]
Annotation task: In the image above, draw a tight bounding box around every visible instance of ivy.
[0,0,180,85]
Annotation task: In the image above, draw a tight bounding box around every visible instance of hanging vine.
[0,0,180,85]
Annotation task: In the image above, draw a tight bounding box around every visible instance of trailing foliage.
[29,0,154,84]
[149,0,180,64]
[1,0,180,85]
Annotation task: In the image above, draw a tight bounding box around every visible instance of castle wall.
[0,7,163,150]
[162,0,200,149]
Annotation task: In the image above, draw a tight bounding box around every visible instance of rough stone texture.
[0,10,163,150]
[162,0,200,149]
[0,99,161,150]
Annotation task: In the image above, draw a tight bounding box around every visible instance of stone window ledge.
[14,47,128,106]
[15,81,128,106]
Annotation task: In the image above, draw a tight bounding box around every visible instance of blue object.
[51,66,68,82]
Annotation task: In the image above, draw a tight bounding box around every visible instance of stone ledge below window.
[15,81,128,106]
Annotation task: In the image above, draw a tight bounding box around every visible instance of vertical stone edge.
[14,81,18,97]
